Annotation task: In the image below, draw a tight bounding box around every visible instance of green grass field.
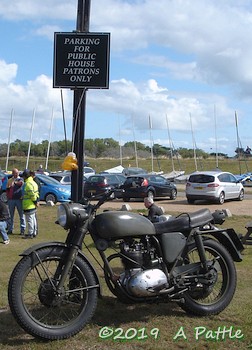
[0,203,251,350]
[1,155,252,175]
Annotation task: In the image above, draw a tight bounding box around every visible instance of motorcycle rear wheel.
[178,239,237,316]
[8,246,98,340]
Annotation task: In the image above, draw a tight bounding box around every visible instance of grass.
[2,155,252,175]
[0,204,252,350]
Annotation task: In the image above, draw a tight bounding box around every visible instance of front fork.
[55,225,88,292]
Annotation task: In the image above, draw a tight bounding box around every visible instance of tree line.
[0,138,229,159]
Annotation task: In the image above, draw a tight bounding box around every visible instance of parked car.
[83,166,96,178]
[0,172,74,204]
[121,174,177,202]
[35,174,71,204]
[0,173,13,202]
[0,170,6,192]
[186,170,244,204]
[49,172,72,185]
[83,174,126,198]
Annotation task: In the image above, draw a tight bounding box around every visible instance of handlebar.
[78,188,117,210]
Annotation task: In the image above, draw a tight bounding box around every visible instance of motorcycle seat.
[153,208,213,235]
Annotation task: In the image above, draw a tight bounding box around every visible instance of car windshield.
[87,176,104,183]
[37,175,62,185]
[189,174,215,183]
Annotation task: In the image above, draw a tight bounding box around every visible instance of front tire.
[237,189,244,201]
[45,193,57,204]
[0,191,7,203]
[178,239,237,316]
[8,246,98,340]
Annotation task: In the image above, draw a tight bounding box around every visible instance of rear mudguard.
[203,228,244,262]
[20,241,101,295]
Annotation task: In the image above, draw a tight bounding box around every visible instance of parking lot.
[100,184,252,217]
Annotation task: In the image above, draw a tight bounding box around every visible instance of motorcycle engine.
[119,240,169,297]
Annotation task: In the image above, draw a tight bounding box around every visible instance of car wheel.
[187,198,194,204]
[170,189,177,200]
[217,191,225,204]
[147,190,154,200]
[0,191,7,203]
[237,189,244,201]
[45,193,57,204]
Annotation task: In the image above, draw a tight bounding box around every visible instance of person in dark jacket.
[6,168,26,235]
[0,200,10,244]
[141,197,164,222]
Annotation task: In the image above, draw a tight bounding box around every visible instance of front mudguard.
[20,241,101,295]
[204,228,244,262]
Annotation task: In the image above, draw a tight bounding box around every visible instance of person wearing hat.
[6,168,26,235]
[22,169,39,239]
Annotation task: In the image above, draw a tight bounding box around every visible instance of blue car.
[36,174,71,204]
[0,173,71,204]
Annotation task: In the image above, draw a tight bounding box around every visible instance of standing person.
[6,168,26,235]
[30,171,41,195]
[140,197,164,222]
[22,169,39,239]
[30,171,41,236]
[0,200,10,244]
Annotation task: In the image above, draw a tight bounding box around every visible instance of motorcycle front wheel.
[8,246,98,340]
[178,239,237,316]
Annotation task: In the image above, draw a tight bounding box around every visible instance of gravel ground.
[100,185,252,217]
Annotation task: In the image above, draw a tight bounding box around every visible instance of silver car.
[186,170,244,204]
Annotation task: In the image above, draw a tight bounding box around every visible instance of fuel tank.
[92,211,155,240]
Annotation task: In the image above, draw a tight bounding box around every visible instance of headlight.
[57,202,89,229]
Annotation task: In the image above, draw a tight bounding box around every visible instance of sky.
[0,0,252,158]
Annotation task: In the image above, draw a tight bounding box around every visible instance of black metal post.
[71,0,91,202]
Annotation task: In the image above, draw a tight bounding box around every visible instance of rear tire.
[178,239,237,316]
[170,189,177,200]
[147,190,154,200]
[217,191,225,204]
[187,198,194,204]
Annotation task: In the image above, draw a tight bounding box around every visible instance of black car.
[83,174,126,198]
[121,174,177,202]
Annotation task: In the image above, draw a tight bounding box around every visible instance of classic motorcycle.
[8,190,244,340]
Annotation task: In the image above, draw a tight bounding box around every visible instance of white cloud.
[0,60,18,83]
[0,0,251,156]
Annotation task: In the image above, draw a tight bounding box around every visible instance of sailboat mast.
[214,105,219,169]
[118,116,123,166]
[45,108,54,170]
[235,111,242,175]
[165,114,175,172]
[5,109,14,172]
[26,109,36,169]
[189,113,198,171]
[132,115,138,167]
[149,115,154,172]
